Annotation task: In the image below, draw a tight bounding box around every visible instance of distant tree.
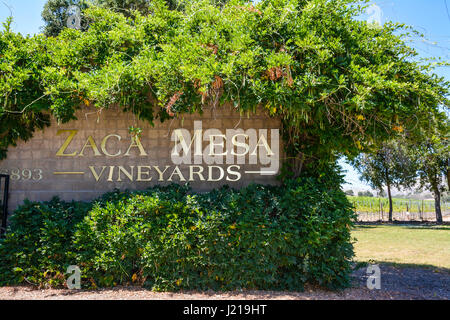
[345,190,354,196]
[91,0,155,14]
[377,190,386,197]
[443,193,450,203]
[42,0,230,36]
[352,140,418,222]
[41,0,162,36]
[357,191,373,197]
[413,133,449,224]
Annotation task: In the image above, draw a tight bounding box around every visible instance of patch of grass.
[352,224,450,269]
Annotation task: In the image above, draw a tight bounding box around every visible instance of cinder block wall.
[0,104,282,212]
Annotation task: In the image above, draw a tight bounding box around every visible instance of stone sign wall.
[0,104,282,211]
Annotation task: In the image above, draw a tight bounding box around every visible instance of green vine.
[0,0,448,175]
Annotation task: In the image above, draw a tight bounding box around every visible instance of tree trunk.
[433,189,443,224]
[387,183,393,222]
[385,168,393,222]
[447,158,450,190]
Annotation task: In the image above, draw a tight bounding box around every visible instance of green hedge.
[0,178,355,291]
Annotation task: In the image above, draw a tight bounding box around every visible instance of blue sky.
[1,0,449,192]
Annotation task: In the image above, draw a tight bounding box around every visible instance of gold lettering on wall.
[117,166,134,182]
[227,165,241,182]
[55,132,150,158]
[137,166,152,182]
[231,134,250,156]
[107,166,115,182]
[101,134,122,157]
[208,166,225,182]
[89,166,107,182]
[168,166,186,182]
[153,166,171,182]
[189,166,205,181]
[209,135,228,156]
[56,130,79,157]
[79,136,102,157]
[50,127,276,184]
[125,137,148,156]
[251,135,274,156]
[82,165,243,182]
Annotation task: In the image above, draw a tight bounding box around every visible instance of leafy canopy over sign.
[0,0,448,175]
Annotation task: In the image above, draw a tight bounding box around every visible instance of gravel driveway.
[0,264,448,300]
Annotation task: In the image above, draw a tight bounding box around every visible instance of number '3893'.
[0,168,43,181]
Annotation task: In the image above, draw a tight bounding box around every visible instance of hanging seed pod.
[212,76,224,90]
[166,91,182,117]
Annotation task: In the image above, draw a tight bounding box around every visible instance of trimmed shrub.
[0,178,355,290]
[0,198,91,286]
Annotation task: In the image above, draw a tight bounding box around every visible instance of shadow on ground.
[0,264,448,300]
[352,263,450,300]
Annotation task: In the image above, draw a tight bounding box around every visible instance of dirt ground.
[0,264,448,300]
